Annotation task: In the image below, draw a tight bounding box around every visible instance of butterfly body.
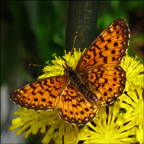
[10,18,130,125]
[65,67,98,103]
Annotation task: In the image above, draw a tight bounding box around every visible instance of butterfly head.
[64,67,72,74]
[64,66,78,79]
[63,62,75,75]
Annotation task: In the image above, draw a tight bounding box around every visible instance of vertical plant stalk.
[65,1,99,51]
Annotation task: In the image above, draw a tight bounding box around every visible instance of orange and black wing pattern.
[10,76,68,110]
[77,18,130,106]
[76,18,130,72]
[58,83,98,125]
[81,66,126,106]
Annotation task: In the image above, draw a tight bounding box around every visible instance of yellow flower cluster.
[9,49,144,144]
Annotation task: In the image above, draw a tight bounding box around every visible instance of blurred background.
[1,1,143,144]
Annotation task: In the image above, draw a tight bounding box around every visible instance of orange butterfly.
[10,18,130,125]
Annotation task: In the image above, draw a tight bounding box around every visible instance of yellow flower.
[78,102,137,143]
[120,54,144,91]
[9,48,83,144]
[38,48,83,79]
[119,87,144,144]
[9,107,80,143]
[119,54,144,144]
[119,87,143,126]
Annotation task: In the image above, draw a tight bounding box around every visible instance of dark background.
[1,1,143,144]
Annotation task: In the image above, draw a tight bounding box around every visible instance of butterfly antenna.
[64,31,78,69]
[66,31,78,68]
[29,64,46,67]
[71,31,78,55]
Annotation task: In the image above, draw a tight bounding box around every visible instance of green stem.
[65,1,99,52]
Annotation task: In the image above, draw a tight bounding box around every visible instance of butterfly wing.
[81,66,126,106]
[58,83,98,125]
[10,76,68,110]
[76,18,130,72]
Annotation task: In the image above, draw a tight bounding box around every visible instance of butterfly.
[10,18,130,125]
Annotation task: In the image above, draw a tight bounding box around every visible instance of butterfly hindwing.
[58,83,98,125]
[81,66,126,105]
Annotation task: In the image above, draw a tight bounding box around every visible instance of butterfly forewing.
[10,76,68,110]
[76,18,130,72]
